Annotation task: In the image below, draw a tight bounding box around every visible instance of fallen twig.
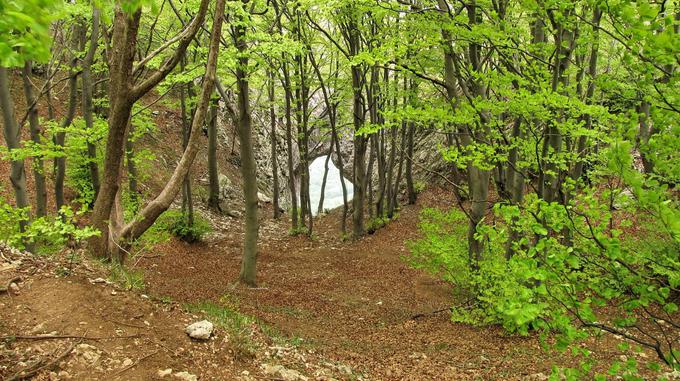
[410,307,452,320]
[7,341,77,381]
[110,350,159,378]
[2,333,143,341]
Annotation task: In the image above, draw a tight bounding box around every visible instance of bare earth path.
[0,188,642,380]
[140,189,610,380]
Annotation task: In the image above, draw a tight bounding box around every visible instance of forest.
[0,0,679,379]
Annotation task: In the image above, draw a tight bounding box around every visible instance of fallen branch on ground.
[110,350,159,377]
[410,307,452,320]
[1,333,143,341]
[7,341,78,381]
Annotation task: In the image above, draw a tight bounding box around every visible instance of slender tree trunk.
[309,49,347,234]
[268,70,280,218]
[271,0,298,228]
[233,2,259,286]
[637,100,654,174]
[179,77,194,225]
[317,144,333,215]
[351,63,367,238]
[281,61,298,229]
[82,6,102,200]
[391,121,407,215]
[207,98,220,210]
[55,26,81,211]
[0,67,32,239]
[22,62,47,217]
[405,121,416,204]
[571,8,602,181]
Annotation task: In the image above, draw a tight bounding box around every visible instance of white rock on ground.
[173,371,198,381]
[261,364,308,381]
[158,369,173,378]
[185,320,214,340]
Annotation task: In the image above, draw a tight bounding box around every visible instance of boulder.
[185,320,213,340]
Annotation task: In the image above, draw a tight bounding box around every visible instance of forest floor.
[0,187,662,381]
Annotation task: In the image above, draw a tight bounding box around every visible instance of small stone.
[185,320,213,340]
[57,370,72,379]
[31,322,46,334]
[111,290,118,296]
[122,358,133,367]
[261,364,308,381]
[91,278,107,284]
[158,368,173,377]
[173,371,198,381]
[9,282,19,293]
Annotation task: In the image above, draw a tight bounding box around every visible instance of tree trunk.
[55,26,81,211]
[268,70,280,219]
[90,0,208,258]
[118,0,224,248]
[351,62,367,238]
[0,67,32,239]
[405,121,416,204]
[207,98,220,210]
[82,6,101,201]
[281,61,298,229]
[317,144,333,215]
[126,123,139,209]
[233,2,259,286]
[179,78,194,226]
[22,62,47,217]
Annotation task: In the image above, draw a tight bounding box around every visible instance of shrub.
[139,209,212,244]
[0,199,99,254]
[406,142,680,376]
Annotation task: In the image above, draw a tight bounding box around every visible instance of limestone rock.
[261,364,308,381]
[174,371,198,381]
[257,192,272,203]
[185,320,213,340]
[158,369,173,378]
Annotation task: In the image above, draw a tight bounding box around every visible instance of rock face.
[215,91,447,214]
[185,320,213,340]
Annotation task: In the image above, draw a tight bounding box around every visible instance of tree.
[0,0,58,245]
[89,0,210,259]
[232,0,260,286]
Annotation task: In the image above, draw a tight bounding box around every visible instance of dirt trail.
[139,189,573,380]
[0,188,647,380]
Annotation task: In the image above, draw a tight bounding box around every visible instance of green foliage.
[0,0,61,67]
[408,139,680,373]
[366,213,397,234]
[168,213,211,243]
[108,264,145,290]
[138,209,211,244]
[185,299,259,359]
[0,198,98,254]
